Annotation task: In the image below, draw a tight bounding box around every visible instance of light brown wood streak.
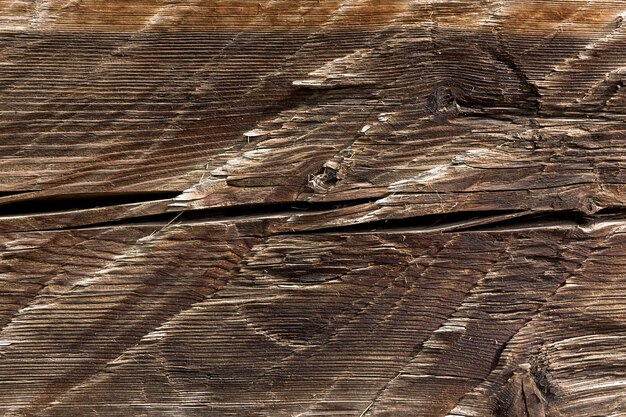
[0,1,625,416]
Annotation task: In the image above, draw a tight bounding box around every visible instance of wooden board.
[1,1,625,416]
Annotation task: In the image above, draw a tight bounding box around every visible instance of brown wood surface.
[1,1,626,416]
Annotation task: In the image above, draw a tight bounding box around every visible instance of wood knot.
[308,164,339,193]
[496,363,554,417]
[428,84,464,115]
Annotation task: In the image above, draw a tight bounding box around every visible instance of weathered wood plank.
[0,219,625,416]
[1,1,625,416]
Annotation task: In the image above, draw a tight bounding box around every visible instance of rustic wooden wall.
[1,1,626,416]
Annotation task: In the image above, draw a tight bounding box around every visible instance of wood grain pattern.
[1,1,625,416]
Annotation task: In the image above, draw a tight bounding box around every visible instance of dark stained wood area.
[1,1,626,416]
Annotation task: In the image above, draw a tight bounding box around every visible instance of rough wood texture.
[1,1,626,416]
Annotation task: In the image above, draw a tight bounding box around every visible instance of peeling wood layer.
[1,1,626,416]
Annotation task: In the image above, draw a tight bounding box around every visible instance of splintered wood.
[0,1,625,416]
